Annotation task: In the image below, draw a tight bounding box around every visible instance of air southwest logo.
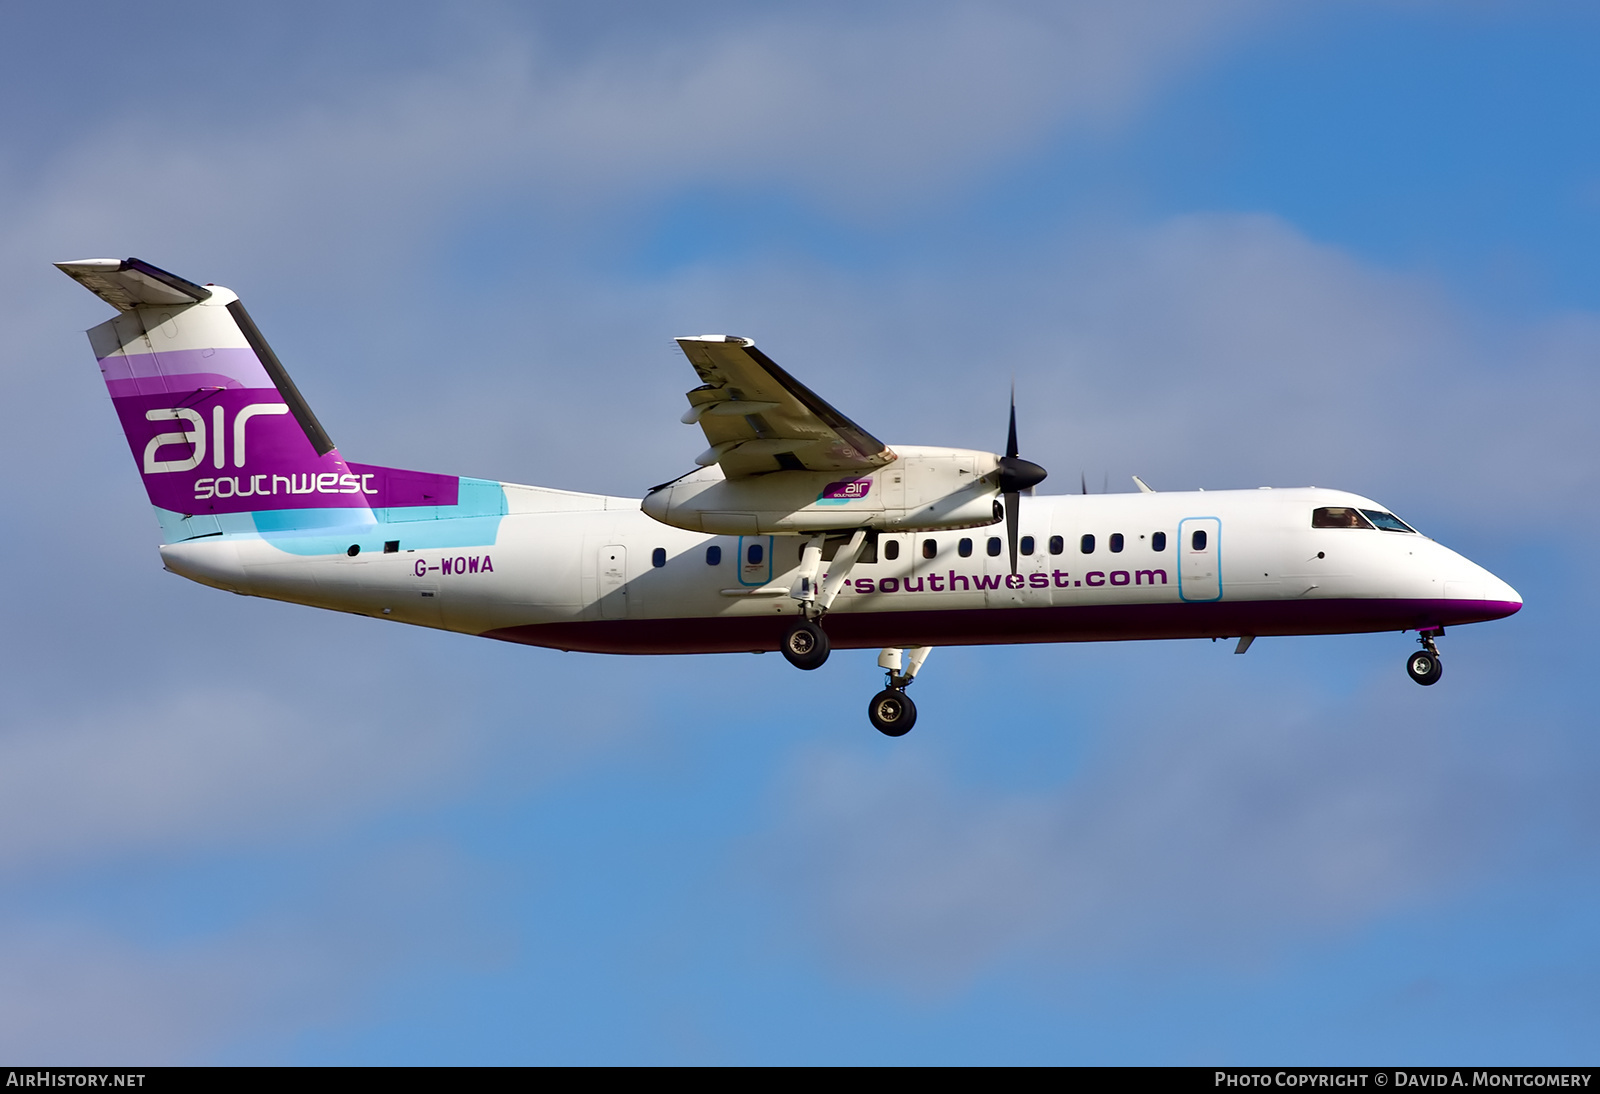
[141,403,382,500]
[194,473,375,500]
[845,568,1169,593]
[143,403,287,474]
[816,478,871,505]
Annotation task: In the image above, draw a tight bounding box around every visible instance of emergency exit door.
[598,544,628,619]
[1178,518,1221,602]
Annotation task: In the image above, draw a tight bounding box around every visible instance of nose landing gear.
[1406,628,1444,686]
[868,689,916,736]
[868,646,931,736]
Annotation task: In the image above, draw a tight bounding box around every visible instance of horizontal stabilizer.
[54,258,212,311]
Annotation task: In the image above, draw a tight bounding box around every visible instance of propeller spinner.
[997,390,1047,573]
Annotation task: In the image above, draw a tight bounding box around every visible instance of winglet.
[55,258,212,311]
[1132,475,1155,493]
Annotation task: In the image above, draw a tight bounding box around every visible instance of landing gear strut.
[780,529,872,673]
[868,646,931,736]
[1406,628,1444,686]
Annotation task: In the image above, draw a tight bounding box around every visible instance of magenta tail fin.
[59,258,373,536]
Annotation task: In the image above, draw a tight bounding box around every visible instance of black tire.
[868,689,917,736]
[1406,649,1443,686]
[781,619,830,670]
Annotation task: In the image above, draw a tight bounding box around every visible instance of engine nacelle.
[640,446,1006,535]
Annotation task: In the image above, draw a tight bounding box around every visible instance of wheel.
[781,619,830,670]
[868,688,917,736]
[1406,649,1443,686]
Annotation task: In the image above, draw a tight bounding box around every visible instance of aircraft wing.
[675,335,893,479]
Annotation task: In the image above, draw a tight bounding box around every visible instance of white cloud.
[4,1,1272,279]
[0,615,668,874]
[0,838,496,1063]
[753,666,1558,991]
[0,688,459,871]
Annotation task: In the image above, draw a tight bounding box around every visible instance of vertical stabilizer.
[59,258,380,542]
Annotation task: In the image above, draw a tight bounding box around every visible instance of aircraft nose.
[1485,571,1523,613]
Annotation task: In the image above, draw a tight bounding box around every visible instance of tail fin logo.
[142,402,290,474]
[142,408,207,473]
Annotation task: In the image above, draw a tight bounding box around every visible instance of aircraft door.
[1178,518,1221,601]
[737,536,773,587]
[598,544,628,619]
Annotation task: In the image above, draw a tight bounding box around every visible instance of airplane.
[58,257,1523,736]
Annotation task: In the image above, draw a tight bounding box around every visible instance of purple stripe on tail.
[98,348,272,394]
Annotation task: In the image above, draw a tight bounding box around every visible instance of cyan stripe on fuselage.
[152,477,506,555]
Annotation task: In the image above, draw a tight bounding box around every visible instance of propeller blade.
[1081,471,1088,495]
[1006,384,1019,460]
[997,385,1045,574]
[1005,490,1021,573]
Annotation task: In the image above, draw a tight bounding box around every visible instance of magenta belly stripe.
[481,598,1522,655]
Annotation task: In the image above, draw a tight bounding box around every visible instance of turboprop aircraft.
[59,257,1522,735]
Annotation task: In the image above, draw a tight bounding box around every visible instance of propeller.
[997,387,1048,573]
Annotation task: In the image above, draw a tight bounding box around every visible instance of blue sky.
[4,0,1598,1063]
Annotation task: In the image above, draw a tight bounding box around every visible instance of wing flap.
[675,335,892,478]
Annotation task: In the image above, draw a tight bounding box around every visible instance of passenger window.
[1048,535,1064,555]
[958,538,973,558]
[651,547,666,568]
[1152,531,1166,552]
[705,545,721,566]
[1312,506,1375,530]
[986,537,1001,557]
[1110,533,1124,553]
[1081,534,1095,554]
[747,543,764,565]
[922,539,937,559]
[884,539,900,561]
[1020,536,1035,555]
[1191,530,1207,550]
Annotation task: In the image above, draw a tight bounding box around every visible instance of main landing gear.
[1406,628,1444,686]
[781,618,830,670]
[776,530,933,734]
[778,529,871,672]
[868,646,931,736]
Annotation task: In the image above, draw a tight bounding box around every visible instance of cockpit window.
[1312,506,1375,530]
[1359,509,1417,533]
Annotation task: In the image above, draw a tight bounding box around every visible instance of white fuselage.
[158,482,1521,656]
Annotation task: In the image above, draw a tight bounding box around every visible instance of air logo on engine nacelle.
[816,478,872,505]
